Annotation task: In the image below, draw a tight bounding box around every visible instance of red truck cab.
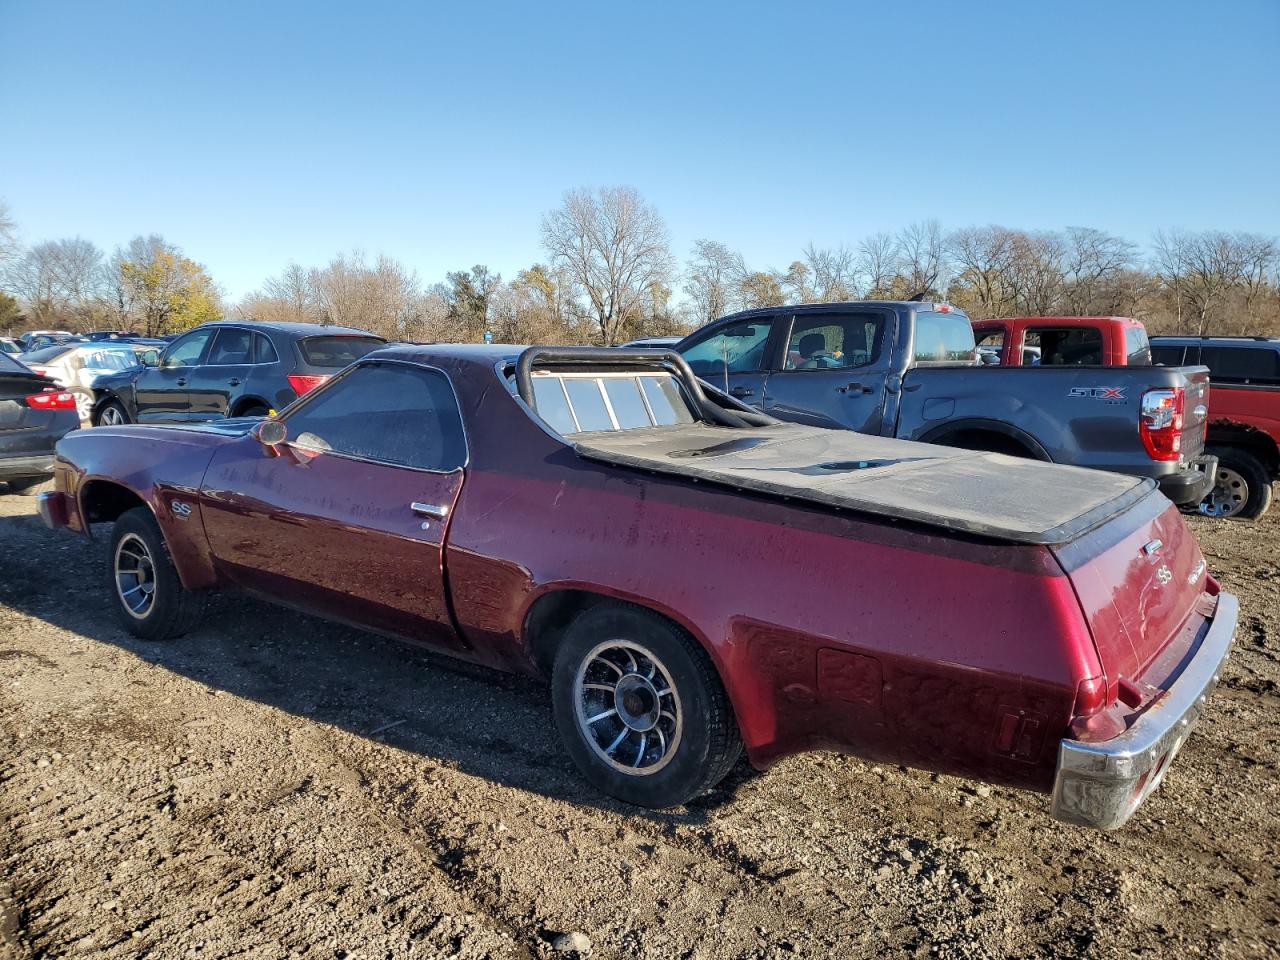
[973,316,1152,367]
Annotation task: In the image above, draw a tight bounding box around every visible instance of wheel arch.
[916,418,1051,461]
[230,395,272,417]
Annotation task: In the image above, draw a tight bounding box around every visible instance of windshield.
[78,347,142,371]
[914,311,976,364]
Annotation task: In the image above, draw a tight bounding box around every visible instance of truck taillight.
[287,374,329,396]
[1139,387,1184,462]
[24,389,76,410]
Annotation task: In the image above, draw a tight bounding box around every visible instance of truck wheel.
[95,399,130,427]
[108,507,206,640]
[551,602,742,808]
[1199,446,1273,520]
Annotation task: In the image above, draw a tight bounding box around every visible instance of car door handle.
[228,378,241,386]
[729,386,754,398]
[410,502,450,520]
[840,382,872,395]
[176,378,187,386]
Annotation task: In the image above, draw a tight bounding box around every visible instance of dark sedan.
[0,351,79,494]
[90,320,385,425]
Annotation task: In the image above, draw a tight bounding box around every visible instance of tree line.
[3,189,1278,344]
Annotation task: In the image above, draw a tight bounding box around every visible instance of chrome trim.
[1051,592,1238,830]
[410,502,450,519]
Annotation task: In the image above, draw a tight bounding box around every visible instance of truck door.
[677,315,776,409]
[761,309,893,434]
[199,360,467,650]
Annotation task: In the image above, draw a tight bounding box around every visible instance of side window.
[207,328,253,365]
[973,329,1004,348]
[283,363,466,471]
[253,332,279,364]
[1124,327,1152,365]
[1027,327,1103,366]
[1198,347,1280,385]
[914,311,977,364]
[679,320,773,376]
[163,329,214,367]
[1150,345,1186,366]
[783,313,885,370]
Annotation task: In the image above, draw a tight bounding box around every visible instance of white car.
[18,342,155,421]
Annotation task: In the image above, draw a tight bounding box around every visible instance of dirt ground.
[0,494,1276,960]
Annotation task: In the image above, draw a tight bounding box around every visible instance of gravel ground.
[0,493,1276,959]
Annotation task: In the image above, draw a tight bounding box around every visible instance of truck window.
[1151,345,1186,366]
[914,312,976,364]
[530,372,696,435]
[680,321,773,377]
[1198,346,1280,385]
[1026,327,1103,366]
[1125,326,1152,365]
[782,313,884,370]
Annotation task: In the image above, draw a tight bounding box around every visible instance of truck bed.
[573,423,1154,545]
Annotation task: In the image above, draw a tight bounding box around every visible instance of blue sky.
[2,0,1277,300]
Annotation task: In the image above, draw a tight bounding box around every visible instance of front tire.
[108,507,206,640]
[551,602,742,808]
[1199,446,1273,520]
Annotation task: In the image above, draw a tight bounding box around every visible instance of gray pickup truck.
[673,301,1215,506]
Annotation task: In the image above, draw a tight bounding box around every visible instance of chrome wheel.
[574,640,683,775]
[1199,466,1248,518]
[73,391,92,422]
[99,404,126,426]
[114,532,157,619]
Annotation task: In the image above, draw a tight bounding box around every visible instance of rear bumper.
[0,453,56,481]
[1051,591,1238,830]
[1157,454,1217,506]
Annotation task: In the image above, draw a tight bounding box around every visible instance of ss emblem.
[171,500,193,520]
[1155,565,1173,586]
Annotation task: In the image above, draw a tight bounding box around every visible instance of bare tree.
[1235,232,1279,323]
[0,201,18,264]
[541,186,675,345]
[947,225,1015,317]
[895,220,946,298]
[683,239,742,325]
[1062,227,1137,315]
[262,263,318,322]
[803,244,858,302]
[1153,230,1244,335]
[1005,231,1066,316]
[856,232,898,297]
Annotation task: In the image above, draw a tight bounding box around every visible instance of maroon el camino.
[38,345,1237,829]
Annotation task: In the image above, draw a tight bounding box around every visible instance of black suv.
[90,321,385,425]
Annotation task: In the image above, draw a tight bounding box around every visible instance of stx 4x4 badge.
[1068,386,1127,400]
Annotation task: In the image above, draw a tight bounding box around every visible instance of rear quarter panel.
[898,365,1207,475]
[1207,383,1280,446]
[55,426,226,588]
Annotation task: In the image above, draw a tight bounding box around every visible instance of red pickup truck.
[37,345,1237,829]
[972,315,1153,367]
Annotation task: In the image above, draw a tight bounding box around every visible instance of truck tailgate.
[1050,492,1209,688]
[573,423,1152,545]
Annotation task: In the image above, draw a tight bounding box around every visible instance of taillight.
[1139,387,1184,462]
[287,374,329,396]
[24,389,76,410]
[1072,675,1108,718]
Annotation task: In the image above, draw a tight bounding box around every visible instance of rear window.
[1027,327,1104,366]
[19,345,73,363]
[529,372,695,435]
[1151,345,1186,366]
[298,335,385,367]
[1125,326,1152,365]
[1198,346,1280,385]
[913,312,976,364]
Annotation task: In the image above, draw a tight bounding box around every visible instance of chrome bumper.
[1051,591,1238,830]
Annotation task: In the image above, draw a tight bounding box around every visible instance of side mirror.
[254,419,287,448]
[140,350,160,367]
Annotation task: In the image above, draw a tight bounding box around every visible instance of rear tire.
[108,507,206,640]
[95,399,130,427]
[551,602,742,808]
[1199,446,1273,520]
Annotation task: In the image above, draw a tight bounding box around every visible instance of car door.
[199,360,468,649]
[676,315,776,409]
[188,327,254,419]
[761,309,893,433]
[134,328,215,422]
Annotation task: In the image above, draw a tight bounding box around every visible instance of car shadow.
[0,510,758,824]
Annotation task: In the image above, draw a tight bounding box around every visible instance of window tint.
[1198,346,1280,384]
[680,320,773,376]
[284,363,465,470]
[1151,345,1186,366]
[1025,327,1103,366]
[208,329,253,365]
[298,335,385,367]
[914,312,977,363]
[783,313,884,371]
[164,329,214,367]
[253,332,278,364]
[1125,326,1152,365]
